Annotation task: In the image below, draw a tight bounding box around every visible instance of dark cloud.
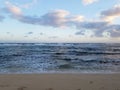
[74,21,108,37]
[75,31,85,35]
[27,32,33,34]
[104,24,120,37]
[101,5,120,17]
[101,5,120,22]
[75,22,120,37]
[6,32,10,34]
[76,21,108,30]
[17,15,40,25]
[12,10,70,27]
[39,33,43,35]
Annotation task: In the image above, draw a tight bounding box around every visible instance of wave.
[0,43,120,73]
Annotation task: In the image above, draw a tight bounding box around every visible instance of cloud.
[75,21,120,37]
[5,0,38,9]
[6,32,10,34]
[1,2,120,38]
[105,24,120,37]
[74,21,109,37]
[5,5,84,28]
[101,4,120,22]
[24,35,28,38]
[39,9,69,27]
[39,33,44,35]
[5,9,69,27]
[75,30,94,37]
[69,15,84,22]
[74,5,120,37]
[27,32,33,34]
[0,15,5,22]
[0,8,5,21]
[76,21,108,30]
[75,31,86,35]
[19,0,38,9]
[82,0,98,5]
[49,36,58,39]
[5,1,22,16]
[2,2,84,27]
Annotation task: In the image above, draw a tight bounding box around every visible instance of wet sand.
[0,74,120,90]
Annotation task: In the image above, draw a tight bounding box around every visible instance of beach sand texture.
[0,74,120,90]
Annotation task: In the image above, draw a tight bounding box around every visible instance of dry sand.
[0,74,120,90]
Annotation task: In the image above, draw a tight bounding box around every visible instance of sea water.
[0,43,120,74]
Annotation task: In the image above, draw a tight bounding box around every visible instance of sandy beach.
[0,74,119,90]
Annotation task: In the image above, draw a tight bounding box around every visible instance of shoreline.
[0,71,120,74]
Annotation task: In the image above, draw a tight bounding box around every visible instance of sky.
[0,0,120,43]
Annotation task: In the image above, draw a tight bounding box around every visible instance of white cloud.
[69,15,84,22]
[5,1,22,16]
[82,0,98,5]
[5,0,38,9]
[19,0,38,9]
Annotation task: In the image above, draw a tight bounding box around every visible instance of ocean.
[0,43,120,74]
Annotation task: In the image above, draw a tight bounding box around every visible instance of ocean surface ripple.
[0,43,120,73]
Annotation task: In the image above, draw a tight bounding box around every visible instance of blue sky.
[0,0,120,43]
